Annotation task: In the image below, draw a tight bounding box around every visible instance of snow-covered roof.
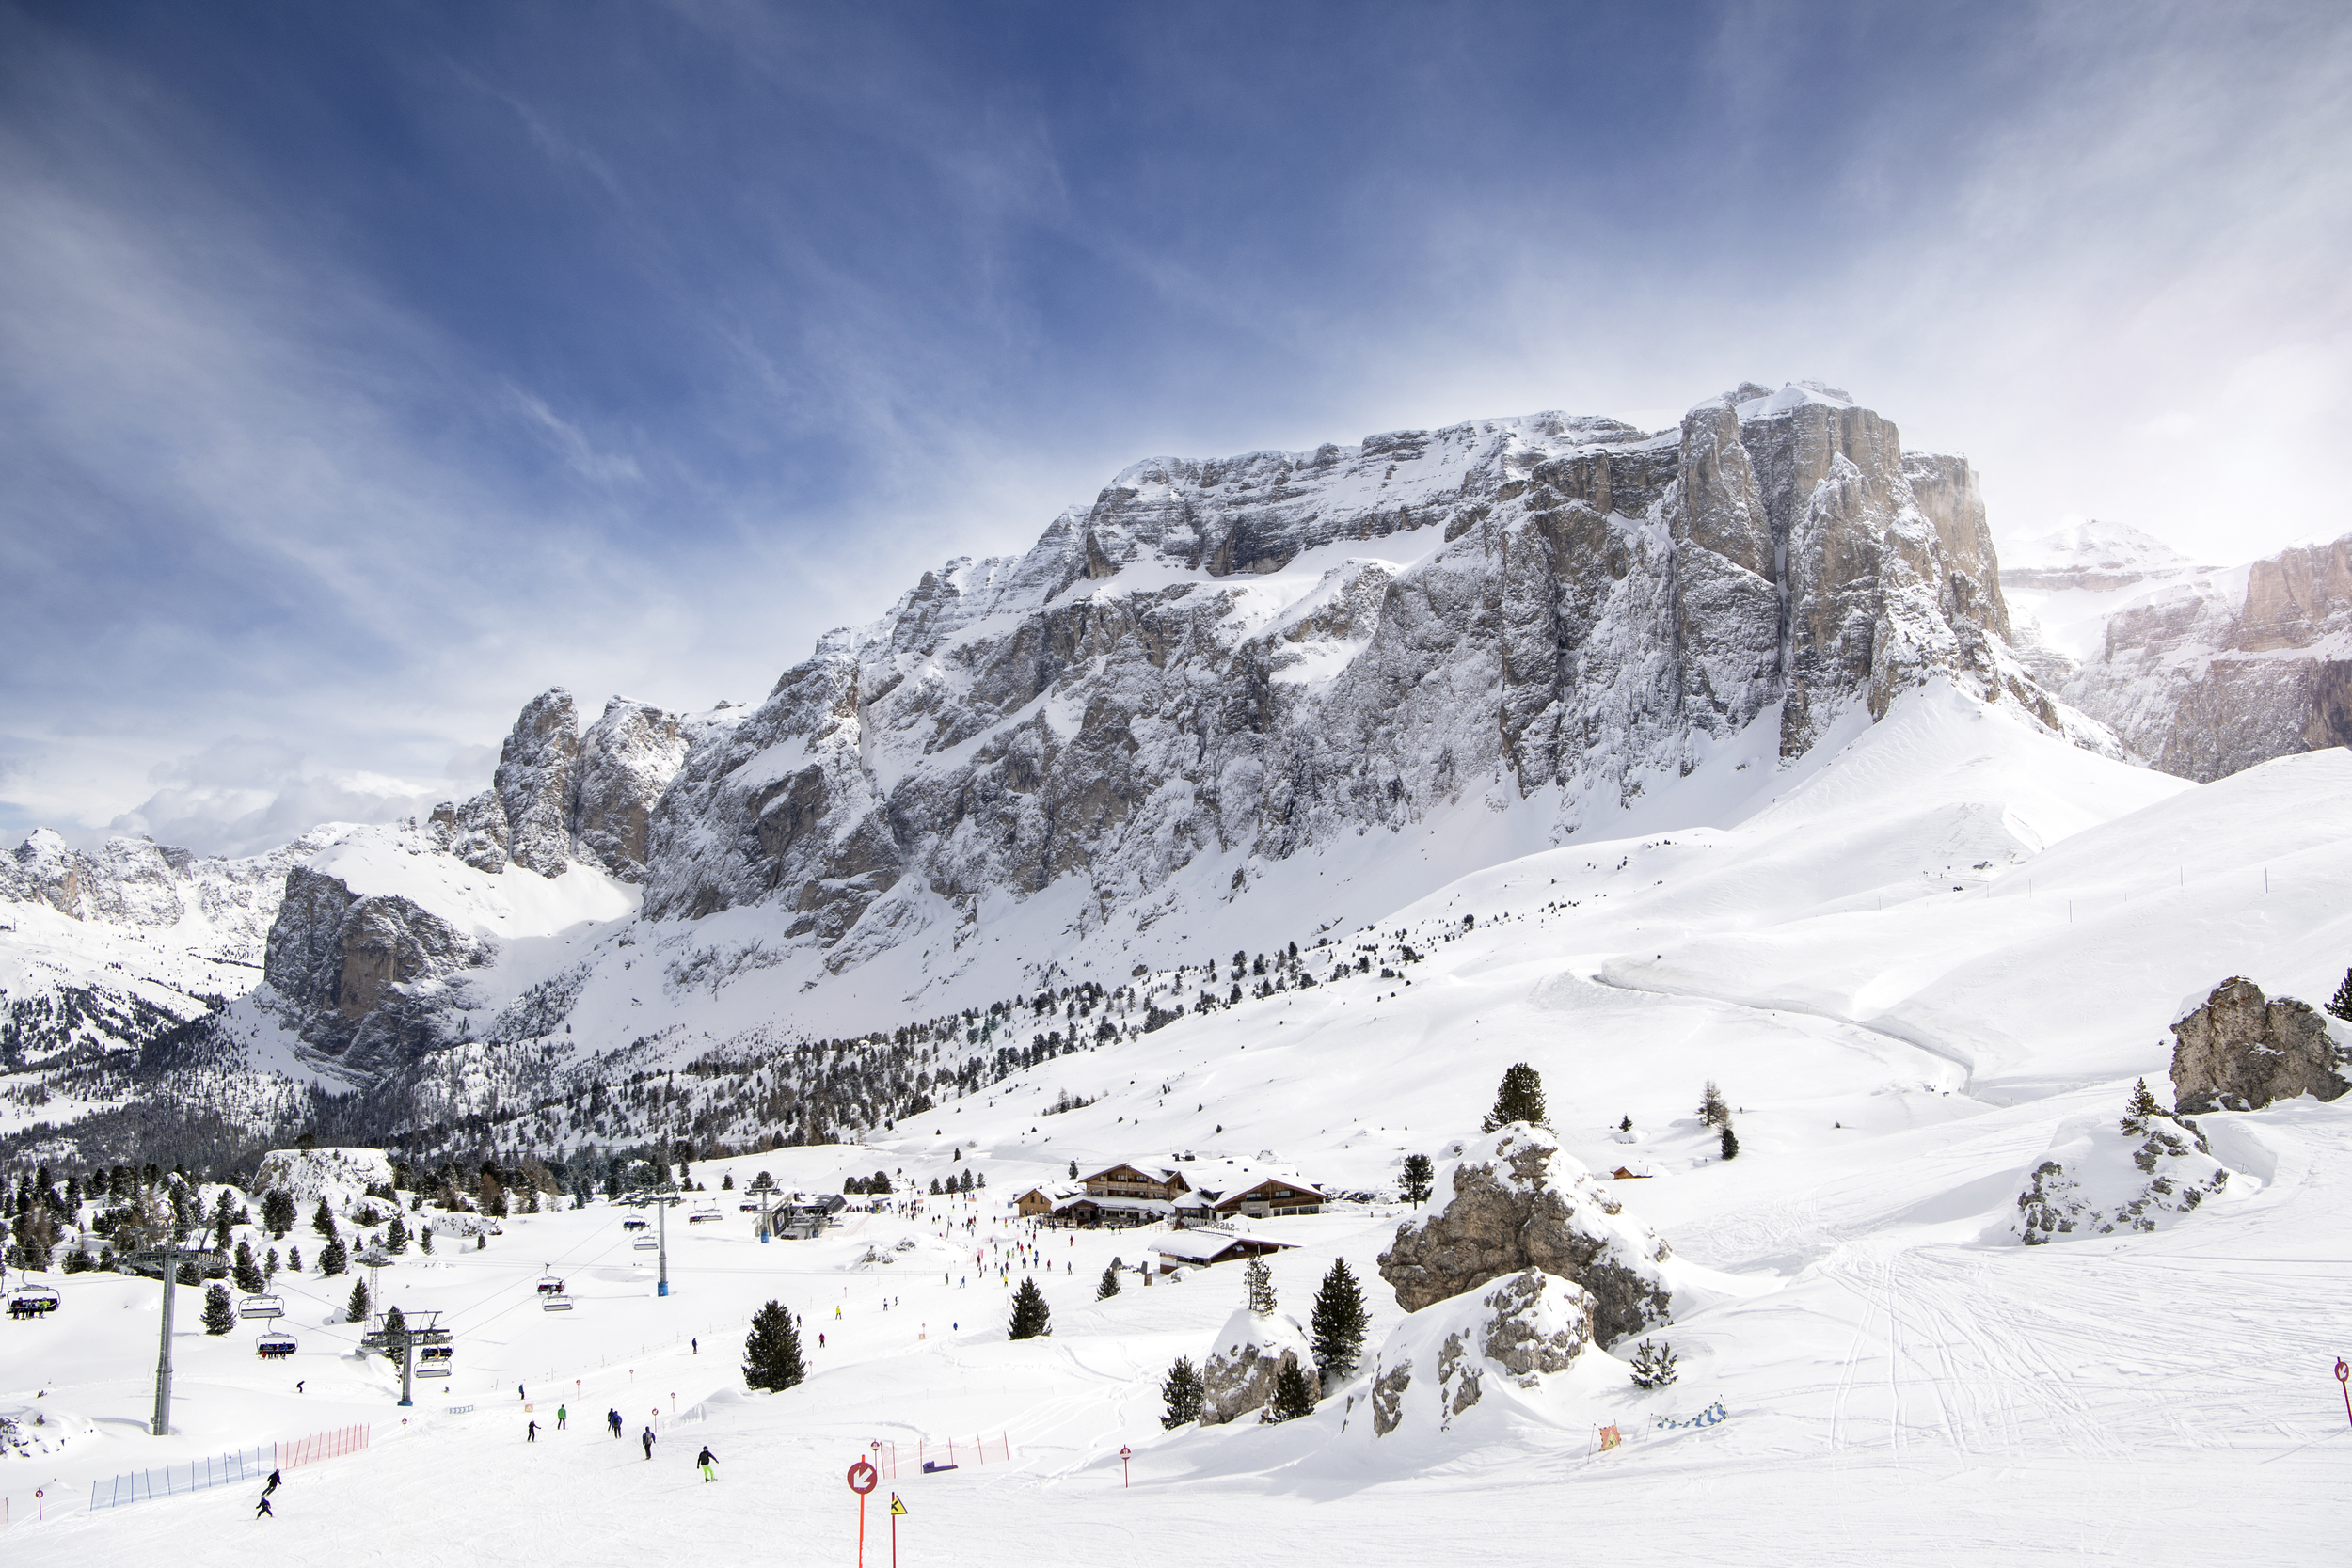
[1156,1228,1297,1263]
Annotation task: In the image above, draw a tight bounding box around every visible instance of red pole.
[891,1500,898,1568]
[858,1487,866,1568]
[2337,1359,2350,1427]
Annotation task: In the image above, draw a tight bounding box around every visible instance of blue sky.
[4,1,2347,853]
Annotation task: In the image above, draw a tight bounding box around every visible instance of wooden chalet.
[1154,1227,1297,1273]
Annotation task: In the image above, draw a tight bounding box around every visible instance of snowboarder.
[556,1404,566,1430]
[517,1383,526,1402]
[262,1469,281,1496]
[255,1495,275,1519]
[691,1338,698,1354]
[642,1426,656,1461]
[697,1444,718,1482]
[294,1380,305,1394]
[527,1420,538,1443]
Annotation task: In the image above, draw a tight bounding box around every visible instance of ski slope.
[10,684,2352,1562]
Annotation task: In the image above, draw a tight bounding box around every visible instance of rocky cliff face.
[644,383,2072,962]
[1,827,321,959]
[429,690,688,882]
[262,866,491,1076]
[2003,525,2352,784]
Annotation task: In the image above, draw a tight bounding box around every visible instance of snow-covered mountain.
[0,379,2247,1164]
[2003,522,2352,782]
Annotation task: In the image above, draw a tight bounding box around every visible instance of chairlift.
[622,1218,649,1231]
[541,1291,575,1312]
[420,1344,453,1362]
[8,1284,60,1319]
[631,1236,659,1251]
[688,1207,721,1224]
[535,1272,564,1295]
[255,1332,298,1359]
[237,1292,285,1320]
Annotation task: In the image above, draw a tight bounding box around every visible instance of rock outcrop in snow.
[1200,1306,1316,1424]
[1360,1267,1600,1438]
[2012,1105,2238,1243]
[428,690,689,883]
[249,1146,395,1207]
[2169,976,2350,1114]
[1377,1123,1672,1344]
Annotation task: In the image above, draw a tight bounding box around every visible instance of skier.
[527,1419,538,1443]
[517,1383,527,1402]
[556,1404,566,1431]
[295,1380,306,1394]
[642,1426,657,1461]
[691,1337,698,1354]
[609,1408,623,1438]
[697,1444,718,1482]
[255,1495,275,1519]
[262,1469,281,1496]
[818,1332,825,1349]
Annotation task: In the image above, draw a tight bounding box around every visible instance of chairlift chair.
[7,1285,59,1319]
[622,1218,648,1231]
[631,1236,659,1251]
[255,1332,298,1358]
[541,1291,575,1312]
[535,1272,564,1295]
[237,1292,285,1319]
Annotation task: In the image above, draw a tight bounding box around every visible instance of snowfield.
[8,682,2352,1562]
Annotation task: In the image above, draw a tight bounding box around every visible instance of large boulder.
[1200,1307,1316,1425]
[1377,1123,1672,1344]
[2169,976,2350,1114]
[1357,1268,1601,1441]
[2012,1104,2240,1243]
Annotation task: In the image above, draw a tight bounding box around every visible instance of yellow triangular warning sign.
[889,1494,908,1515]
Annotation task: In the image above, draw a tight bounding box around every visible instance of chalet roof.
[1155,1228,1298,1263]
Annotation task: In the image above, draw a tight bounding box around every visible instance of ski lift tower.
[626,1182,684,1297]
[357,1244,393,1309]
[121,1234,228,1436]
[358,1308,451,1408]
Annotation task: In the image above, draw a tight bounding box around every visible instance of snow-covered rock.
[2169,976,2351,1114]
[1378,1123,1672,1344]
[1200,1306,1315,1425]
[250,1147,394,1208]
[429,689,690,882]
[1358,1267,1602,1440]
[2011,1108,2240,1243]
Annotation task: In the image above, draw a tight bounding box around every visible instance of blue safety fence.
[1653,1401,1729,1431]
[88,1443,274,1510]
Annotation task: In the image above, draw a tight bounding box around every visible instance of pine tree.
[1399,1153,1435,1208]
[1097,1262,1122,1300]
[1719,1124,1739,1160]
[1243,1257,1277,1316]
[311,1198,338,1241]
[385,1213,408,1254]
[345,1278,370,1324]
[262,1189,296,1237]
[420,1227,433,1255]
[1629,1338,1678,1388]
[1619,1115,1633,1132]
[1482,1063,1547,1131]
[264,1247,279,1282]
[1159,1355,1204,1428]
[213,1208,233,1252]
[1008,1277,1052,1339]
[743,1300,806,1391]
[233,1241,262,1293]
[1698,1081,1730,1127]
[201,1283,235,1335]
[287,1243,303,1274]
[2330,967,2352,1023]
[2119,1077,2169,1134]
[1309,1259,1369,1383]
[1263,1357,1317,1422]
[378,1306,408,1363]
[320,1237,347,1275]
[1068,1160,1078,1179]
